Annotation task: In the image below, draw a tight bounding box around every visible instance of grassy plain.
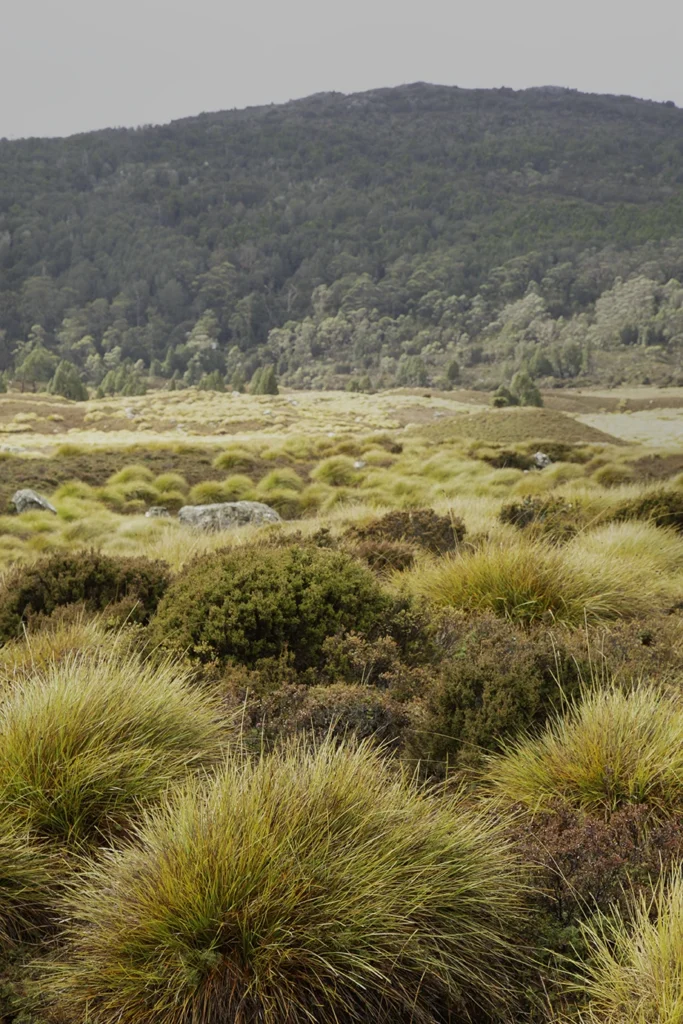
[0,383,682,1023]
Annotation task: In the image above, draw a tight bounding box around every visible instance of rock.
[10,489,57,515]
[533,451,552,469]
[353,460,367,470]
[145,506,171,518]
[178,501,282,531]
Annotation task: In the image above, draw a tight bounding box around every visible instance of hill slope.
[1,83,683,391]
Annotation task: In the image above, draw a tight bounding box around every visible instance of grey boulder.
[178,500,281,531]
[10,489,57,514]
[532,451,552,469]
[145,506,171,518]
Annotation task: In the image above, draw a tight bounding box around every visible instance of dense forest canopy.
[2,82,683,394]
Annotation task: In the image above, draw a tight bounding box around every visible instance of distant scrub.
[45,741,524,1024]
[0,647,227,851]
[212,446,258,473]
[149,545,392,670]
[611,488,683,532]
[0,551,171,643]
[345,507,465,555]
[499,494,593,540]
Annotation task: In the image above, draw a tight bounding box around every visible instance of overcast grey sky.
[2,0,682,139]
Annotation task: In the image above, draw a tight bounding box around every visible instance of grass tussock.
[0,821,55,947]
[569,870,683,1024]
[488,685,683,817]
[45,739,525,1024]
[0,645,228,850]
[410,538,655,625]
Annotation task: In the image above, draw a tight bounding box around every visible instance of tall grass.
[0,646,229,849]
[0,821,55,946]
[411,538,653,625]
[46,740,525,1024]
[569,870,683,1023]
[487,685,683,817]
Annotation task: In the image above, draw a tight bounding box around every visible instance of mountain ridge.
[1,81,682,394]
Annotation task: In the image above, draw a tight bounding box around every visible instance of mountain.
[1,82,683,393]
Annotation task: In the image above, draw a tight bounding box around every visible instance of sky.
[2,0,682,139]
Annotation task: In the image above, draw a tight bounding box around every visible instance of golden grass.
[0,644,229,850]
[569,870,683,1023]
[45,739,525,1024]
[487,685,683,817]
[409,537,658,625]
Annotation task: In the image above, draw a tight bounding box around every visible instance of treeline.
[1,83,683,395]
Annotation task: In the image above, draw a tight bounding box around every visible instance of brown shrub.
[345,508,465,555]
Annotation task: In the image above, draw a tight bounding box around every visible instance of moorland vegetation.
[0,387,681,1021]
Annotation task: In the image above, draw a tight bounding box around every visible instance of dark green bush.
[610,489,683,532]
[411,617,584,772]
[0,551,171,643]
[345,508,465,556]
[149,545,393,670]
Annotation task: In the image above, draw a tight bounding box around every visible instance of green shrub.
[413,617,583,771]
[345,508,465,555]
[488,684,683,817]
[0,551,171,643]
[611,488,683,532]
[254,682,413,749]
[0,646,228,850]
[45,741,524,1024]
[149,545,392,670]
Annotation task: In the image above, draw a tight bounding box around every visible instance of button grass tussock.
[44,740,526,1024]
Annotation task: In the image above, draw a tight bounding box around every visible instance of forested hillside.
[2,82,683,394]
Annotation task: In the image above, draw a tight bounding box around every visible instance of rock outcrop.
[178,501,281,531]
[10,489,57,514]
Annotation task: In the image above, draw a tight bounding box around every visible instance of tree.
[491,385,518,408]
[510,370,543,407]
[198,370,225,392]
[14,345,58,392]
[250,365,279,395]
[229,366,246,392]
[49,360,88,401]
[446,359,460,384]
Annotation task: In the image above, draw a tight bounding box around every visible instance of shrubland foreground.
[0,387,682,1022]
